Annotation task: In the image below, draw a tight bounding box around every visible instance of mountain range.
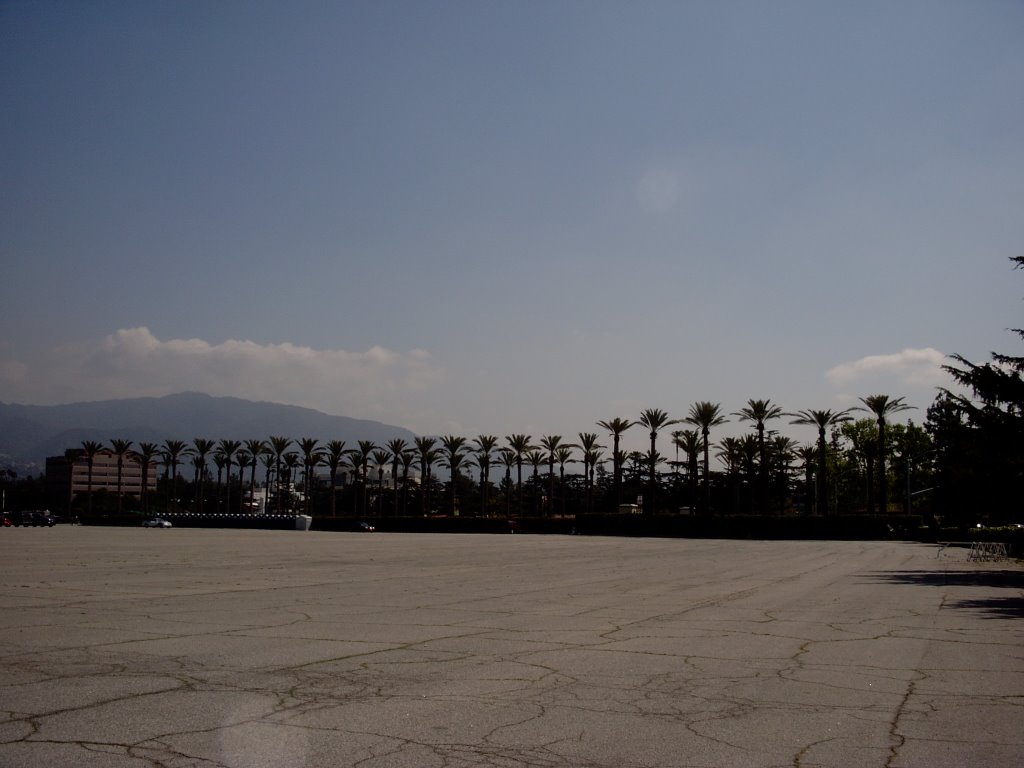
[0,392,417,472]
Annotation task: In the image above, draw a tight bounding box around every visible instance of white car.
[142,518,172,528]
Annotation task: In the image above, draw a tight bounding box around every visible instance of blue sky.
[2,0,1022,455]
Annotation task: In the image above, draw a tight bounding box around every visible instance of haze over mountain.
[0,392,416,471]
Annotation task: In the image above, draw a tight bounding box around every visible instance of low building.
[46,448,158,511]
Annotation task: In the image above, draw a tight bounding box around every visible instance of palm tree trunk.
[702,431,711,515]
[402,465,410,515]
[505,467,512,518]
[560,465,566,516]
[225,460,232,514]
[516,461,523,516]
[613,435,622,510]
[757,425,767,515]
[877,417,888,514]
[648,432,657,515]
[817,429,827,516]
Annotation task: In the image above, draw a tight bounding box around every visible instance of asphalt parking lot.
[0,528,1021,767]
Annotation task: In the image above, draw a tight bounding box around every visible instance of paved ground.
[0,528,1021,768]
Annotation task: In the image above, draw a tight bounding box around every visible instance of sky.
[2,0,1023,457]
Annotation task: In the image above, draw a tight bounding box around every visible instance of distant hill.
[0,392,417,471]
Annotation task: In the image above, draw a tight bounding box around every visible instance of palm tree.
[596,417,636,511]
[282,452,301,512]
[738,434,760,512]
[734,399,783,514]
[857,395,914,515]
[716,437,743,473]
[188,451,203,511]
[576,432,601,515]
[685,402,728,515]
[217,439,242,514]
[439,435,469,516]
[371,448,392,516]
[539,435,569,514]
[716,437,744,513]
[109,439,133,515]
[354,440,376,516]
[191,438,215,513]
[80,440,105,516]
[789,409,854,516]
[414,437,439,516]
[495,448,516,518]
[505,434,533,515]
[638,409,678,514]
[553,445,575,517]
[624,451,646,484]
[585,447,604,514]
[673,429,704,514]
[464,453,484,514]
[422,446,443,515]
[307,448,325,515]
[472,435,499,516]
[236,450,252,511]
[386,438,409,516]
[342,451,362,511]
[267,436,293,513]
[795,444,816,515]
[323,440,347,517]
[161,439,189,511]
[135,442,160,514]
[399,449,415,515]
[297,438,321,516]
[260,451,275,514]
[669,429,684,482]
[525,449,546,515]
[768,435,798,514]
[243,439,268,513]
[212,452,227,511]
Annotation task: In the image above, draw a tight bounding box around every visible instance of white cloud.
[1,328,445,425]
[824,348,954,411]
[826,347,947,387]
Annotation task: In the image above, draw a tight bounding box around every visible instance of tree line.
[58,396,940,523]
[18,257,1021,530]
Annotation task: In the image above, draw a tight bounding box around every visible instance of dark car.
[11,511,56,527]
[354,521,376,532]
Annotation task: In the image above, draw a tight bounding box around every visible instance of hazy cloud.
[826,348,947,388]
[1,328,445,423]
[0,356,29,385]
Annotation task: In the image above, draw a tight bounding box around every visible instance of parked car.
[2,515,11,527]
[142,517,173,528]
[354,521,376,532]
[10,511,56,527]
